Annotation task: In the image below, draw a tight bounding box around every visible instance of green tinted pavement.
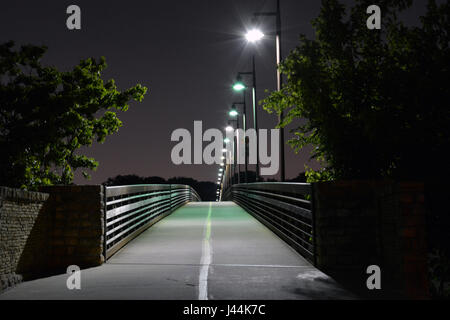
[0,202,356,300]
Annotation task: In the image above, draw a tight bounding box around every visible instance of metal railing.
[222,182,315,264]
[104,184,201,259]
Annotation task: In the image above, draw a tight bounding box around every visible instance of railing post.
[310,183,317,267]
[102,184,107,262]
[169,184,172,212]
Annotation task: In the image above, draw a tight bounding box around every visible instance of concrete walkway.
[0,202,356,300]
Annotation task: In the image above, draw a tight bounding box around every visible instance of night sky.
[0,0,431,184]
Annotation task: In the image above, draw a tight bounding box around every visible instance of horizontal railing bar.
[106,194,171,219]
[106,184,172,197]
[234,188,311,206]
[106,198,171,227]
[233,182,311,196]
[106,199,171,231]
[106,204,172,245]
[234,190,312,220]
[233,193,313,246]
[233,191,313,229]
[233,196,314,259]
[106,190,171,206]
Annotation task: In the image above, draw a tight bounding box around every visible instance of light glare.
[233,82,245,91]
[246,29,264,42]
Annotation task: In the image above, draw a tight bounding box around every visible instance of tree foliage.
[262,0,449,181]
[0,42,147,189]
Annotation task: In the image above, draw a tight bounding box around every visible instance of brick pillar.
[313,180,429,299]
[37,185,105,273]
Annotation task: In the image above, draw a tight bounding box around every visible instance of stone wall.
[0,187,49,291]
[35,185,105,274]
[313,180,429,299]
[0,185,104,292]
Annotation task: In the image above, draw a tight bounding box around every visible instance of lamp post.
[225,122,235,187]
[233,60,259,182]
[246,0,285,182]
[229,102,247,184]
[232,77,248,184]
[228,106,240,184]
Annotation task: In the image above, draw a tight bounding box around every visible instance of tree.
[262,0,449,181]
[0,42,147,189]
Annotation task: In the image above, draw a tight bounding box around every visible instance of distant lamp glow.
[222,148,227,153]
[233,82,246,91]
[229,109,238,117]
[246,29,265,42]
[220,163,224,166]
[225,125,234,132]
[224,138,230,144]
[219,168,223,172]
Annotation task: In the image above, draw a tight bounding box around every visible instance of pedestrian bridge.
[0,183,355,299]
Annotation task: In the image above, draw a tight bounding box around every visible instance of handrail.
[222,182,315,264]
[104,184,201,259]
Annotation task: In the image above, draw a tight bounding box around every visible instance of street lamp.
[229,109,238,117]
[248,0,285,182]
[234,63,260,182]
[233,82,246,92]
[229,102,247,184]
[232,82,249,184]
[245,29,265,42]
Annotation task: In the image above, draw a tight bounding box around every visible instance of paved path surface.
[0,202,356,300]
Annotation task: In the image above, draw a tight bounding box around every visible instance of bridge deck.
[0,202,355,300]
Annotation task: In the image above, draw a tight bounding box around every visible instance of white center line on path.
[198,202,212,300]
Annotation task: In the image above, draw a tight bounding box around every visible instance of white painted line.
[198,202,212,300]
[211,263,312,268]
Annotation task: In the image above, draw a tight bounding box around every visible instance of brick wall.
[313,180,429,299]
[0,187,49,291]
[35,185,105,273]
[0,185,105,292]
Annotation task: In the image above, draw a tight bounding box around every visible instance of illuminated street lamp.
[224,137,231,144]
[234,64,260,182]
[245,29,265,42]
[247,0,285,181]
[229,105,239,117]
[233,75,246,92]
[228,103,246,184]
[225,125,234,132]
